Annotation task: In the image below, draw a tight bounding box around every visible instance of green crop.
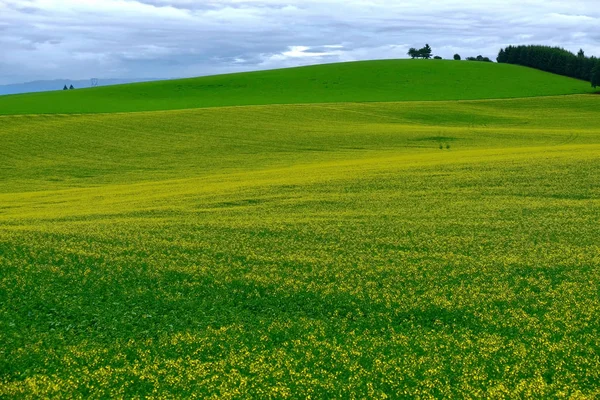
[1,93,599,398]
[0,60,594,115]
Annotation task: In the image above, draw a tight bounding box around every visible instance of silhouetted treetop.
[408,44,433,59]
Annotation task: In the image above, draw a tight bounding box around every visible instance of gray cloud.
[0,0,599,84]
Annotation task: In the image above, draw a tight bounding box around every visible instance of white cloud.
[282,46,342,58]
[0,0,599,84]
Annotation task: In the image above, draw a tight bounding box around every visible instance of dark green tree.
[63,85,68,90]
[497,49,507,63]
[592,63,600,88]
[419,44,433,59]
[434,56,442,60]
[408,45,434,59]
[453,54,461,61]
[69,85,75,90]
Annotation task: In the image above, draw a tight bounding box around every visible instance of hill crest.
[0,59,594,115]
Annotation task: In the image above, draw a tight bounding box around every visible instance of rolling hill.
[1,59,600,398]
[0,59,595,115]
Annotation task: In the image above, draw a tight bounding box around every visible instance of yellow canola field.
[1,95,600,398]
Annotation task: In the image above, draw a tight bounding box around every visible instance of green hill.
[0,60,594,115]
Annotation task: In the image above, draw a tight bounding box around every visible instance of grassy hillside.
[1,95,600,397]
[0,60,595,115]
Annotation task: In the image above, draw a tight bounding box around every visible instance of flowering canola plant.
[1,95,600,397]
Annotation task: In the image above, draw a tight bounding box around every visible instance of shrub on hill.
[466,55,492,62]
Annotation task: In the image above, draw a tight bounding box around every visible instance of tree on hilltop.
[454,54,461,61]
[63,85,68,90]
[408,44,433,59]
[420,44,432,59]
[497,49,506,63]
[69,85,75,90]
[592,62,600,88]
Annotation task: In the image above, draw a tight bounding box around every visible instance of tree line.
[407,44,492,63]
[497,45,600,88]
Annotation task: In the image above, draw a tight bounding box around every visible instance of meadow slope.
[1,94,600,397]
[0,60,595,115]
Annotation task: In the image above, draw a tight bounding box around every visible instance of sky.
[1,0,599,85]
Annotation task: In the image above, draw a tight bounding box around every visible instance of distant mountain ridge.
[0,78,160,96]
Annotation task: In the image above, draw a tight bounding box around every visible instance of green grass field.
[0,60,595,115]
[1,61,600,398]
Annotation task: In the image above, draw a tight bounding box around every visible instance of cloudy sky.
[1,0,599,85]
